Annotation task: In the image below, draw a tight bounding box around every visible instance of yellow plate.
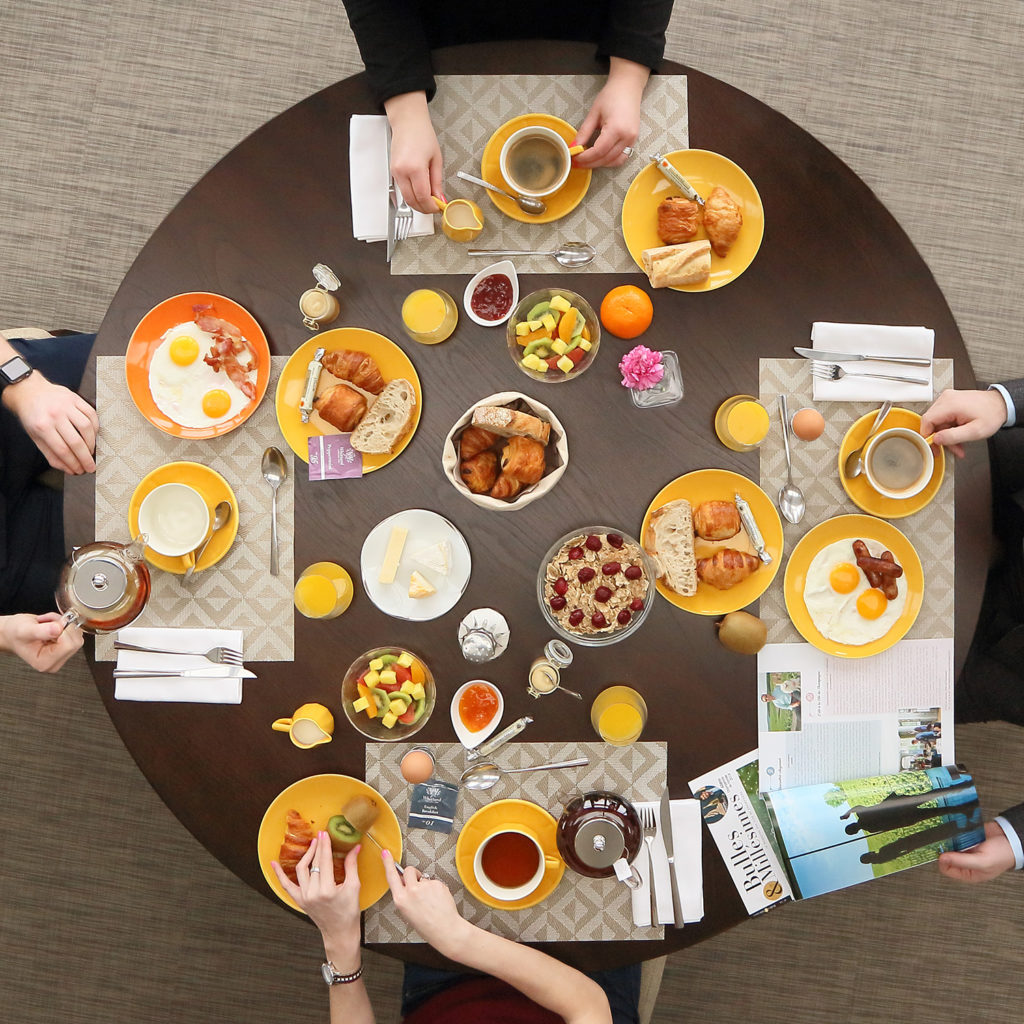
[783,514,924,658]
[838,407,945,518]
[621,150,764,291]
[455,799,564,911]
[257,773,402,913]
[641,469,784,615]
[480,114,592,224]
[128,461,239,575]
[275,329,422,467]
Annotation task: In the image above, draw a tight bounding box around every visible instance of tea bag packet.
[408,780,459,834]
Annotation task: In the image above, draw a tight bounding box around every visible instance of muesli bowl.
[537,526,654,647]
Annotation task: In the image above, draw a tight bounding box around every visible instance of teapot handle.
[58,609,81,635]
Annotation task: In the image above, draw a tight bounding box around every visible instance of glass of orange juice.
[591,685,648,746]
[294,561,354,619]
[401,288,458,344]
[714,395,770,452]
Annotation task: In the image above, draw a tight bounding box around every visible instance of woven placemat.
[94,355,295,661]
[757,358,954,642]
[391,74,689,276]
[364,740,666,943]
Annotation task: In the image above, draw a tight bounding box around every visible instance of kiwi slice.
[327,814,361,853]
[526,300,551,320]
[379,654,399,666]
[342,794,380,834]
[411,695,427,723]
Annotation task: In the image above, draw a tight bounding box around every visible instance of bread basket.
[442,392,569,511]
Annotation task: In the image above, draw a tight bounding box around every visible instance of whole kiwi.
[341,794,380,834]
[716,610,767,654]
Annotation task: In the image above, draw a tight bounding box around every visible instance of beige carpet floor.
[3,2,1024,1021]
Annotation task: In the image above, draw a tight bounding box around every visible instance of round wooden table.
[67,41,990,970]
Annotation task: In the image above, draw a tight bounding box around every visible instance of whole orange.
[600,285,654,339]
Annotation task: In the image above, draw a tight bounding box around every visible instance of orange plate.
[125,292,271,439]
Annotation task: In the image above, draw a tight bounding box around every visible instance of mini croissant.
[696,548,760,590]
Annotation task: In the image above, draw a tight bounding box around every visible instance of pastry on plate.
[500,435,546,485]
[641,240,711,288]
[696,548,759,590]
[657,196,701,244]
[460,450,499,493]
[458,425,500,460]
[321,349,385,394]
[703,185,743,257]
[693,500,741,541]
[314,383,367,432]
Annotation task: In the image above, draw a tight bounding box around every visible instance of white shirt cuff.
[989,384,1016,428]
[993,816,1024,870]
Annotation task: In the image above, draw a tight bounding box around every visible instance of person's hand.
[272,833,362,968]
[384,91,444,214]
[938,822,1016,883]
[381,849,470,954]
[2,372,99,474]
[919,387,1009,459]
[0,612,83,673]
[572,58,649,170]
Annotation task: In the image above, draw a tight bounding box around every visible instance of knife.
[659,788,684,928]
[113,666,257,679]
[735,493,772,565]
[793,347,932,367]
[385,122,396,263]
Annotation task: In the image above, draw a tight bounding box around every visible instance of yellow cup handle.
[432,195,448,212]
[271,718,294,732]
[543,855,561,871]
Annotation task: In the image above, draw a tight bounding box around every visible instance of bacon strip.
[193,303,258,400]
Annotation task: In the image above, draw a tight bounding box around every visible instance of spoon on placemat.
[843,401,893,479]
[457,170,546,216]
[468,242,596,269]
[777,395,805,524]
[183,500,232,582]
[261,446,287,576]
[460,757,589,792]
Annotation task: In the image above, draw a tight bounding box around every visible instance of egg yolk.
[169,335,200,366]
[202,389,232,418]
[829,562,861,594]
[856,588,888,620]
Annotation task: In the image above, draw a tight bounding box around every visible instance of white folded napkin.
[810,322,934,403]
[349,114,434,243]
[631,799,703,927]
[114,626,244,704]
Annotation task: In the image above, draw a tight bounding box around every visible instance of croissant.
[490,473,523,500]
[321,349,385,395]
[459,425,500,460]
[702,185,743,258]
[314,383,367,431]
[276,809,345,885]
[657,196,701,244]
[693,500,741,541]
[696,549,760,590]
[460,450,498,493]
[500,435,546,485]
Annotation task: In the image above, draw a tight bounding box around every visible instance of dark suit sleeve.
[999,802,1024,846]
[1000,379,1024,425]
[597,0,672,70]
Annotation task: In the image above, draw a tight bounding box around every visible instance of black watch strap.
[0,355,33,388]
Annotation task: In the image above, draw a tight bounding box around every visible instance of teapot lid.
[69,555,128,610]
[572,817,627,870]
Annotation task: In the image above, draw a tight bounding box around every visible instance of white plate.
[360,509,472,621]
[463,260,519,327]
[450,679,504,749]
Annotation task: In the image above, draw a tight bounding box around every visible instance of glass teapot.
[556,790,642,888]
[55,535,152,634]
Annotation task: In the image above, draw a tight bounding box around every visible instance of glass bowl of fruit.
[537,527,655,647]
[506,288,601,383]
[341,646,436,741]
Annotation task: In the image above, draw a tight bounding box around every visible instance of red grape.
[594,586,612,602]
[602,561,621,576]
[624,565,643,580]
[568,546,584,560]
[585,534,602,551]
[578,566,596,583]
[554,577,568,596]
[550,595,567,611]
[630,598,644,611]
[568,609,585,626]
[591,611,607,628]
[617,609,632,625]
[607,533,624,548]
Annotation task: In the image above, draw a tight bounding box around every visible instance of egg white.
[803,538,907,645]
[148,321,252,428]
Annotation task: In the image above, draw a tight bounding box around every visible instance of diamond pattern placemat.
[391,74,689,276]
[93,355,295,661]
[364,740,667,944]
[757,358,954,642]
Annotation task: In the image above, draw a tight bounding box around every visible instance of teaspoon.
[460,757,589,792]
[843,401,893,479]
[183,500,232,582]
[468,241,596,269]
[457,171,546,216]
[777,395,806,524]
[261,446,287,576]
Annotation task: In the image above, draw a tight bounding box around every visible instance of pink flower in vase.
[619,345,665,391]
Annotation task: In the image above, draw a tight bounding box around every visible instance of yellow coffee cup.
[433,197,484,242]
[272,703,335,748]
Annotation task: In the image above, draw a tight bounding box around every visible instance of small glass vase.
[628,350,683,408]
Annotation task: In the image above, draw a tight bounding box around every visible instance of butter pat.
[378,526,408,584]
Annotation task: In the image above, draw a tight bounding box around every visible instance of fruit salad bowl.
[341,646,436,741]
[506,288,601,383]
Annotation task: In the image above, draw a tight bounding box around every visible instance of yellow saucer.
[128,461,239,575]
[838,407,945,518]
[783,514,924,658]
[480,114,592,224]
[257,774,402,913]
[621,150,764,291]
[456,799,564,911]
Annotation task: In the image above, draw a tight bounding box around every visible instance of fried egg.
[148,321,251,427]
[802,538,907,645]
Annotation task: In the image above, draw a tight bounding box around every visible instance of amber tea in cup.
[472,826,557,901]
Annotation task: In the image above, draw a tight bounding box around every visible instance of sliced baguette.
[350,378,416,454]
[471,405,550,445]
[644,499,698,596]
[641,240,711,288]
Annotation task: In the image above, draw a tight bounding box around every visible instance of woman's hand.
[381,850,470,955]
[938,822,1016,883]
[572,58,650,170]
[919,387,1009,459]
[384,91,445,214]
[0,612,83,673]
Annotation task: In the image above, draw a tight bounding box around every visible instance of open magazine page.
[756,639,954,791]
[763,764,983,900]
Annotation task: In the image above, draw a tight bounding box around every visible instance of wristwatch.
[0,355,33,389]
[321,960,363,986]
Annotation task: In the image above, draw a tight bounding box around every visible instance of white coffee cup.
[138,483,211,558]
[472,826,559,902]
[499,126,572,198]
[863,427,935,500]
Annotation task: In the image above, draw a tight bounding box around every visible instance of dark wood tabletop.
[67,41,990,971]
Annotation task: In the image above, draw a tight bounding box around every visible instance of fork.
[811,362,928,386]
[395,192,414,241]
[639,804,660,926]
[113,641,243,666]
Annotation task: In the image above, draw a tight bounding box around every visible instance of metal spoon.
[456,170,546,216]
[468,242,596,269]
[843,401,893,479]
[261,446,287,576]
[460,757,589,792]
[183,500,232,581]
[777,395,806,524]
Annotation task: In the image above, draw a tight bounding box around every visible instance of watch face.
[1,356,32,384]
[321,962,337,986]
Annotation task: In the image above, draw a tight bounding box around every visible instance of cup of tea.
[499,125,572,198]
[272,702,335,748]
[863,427,935,500]
[433,198,484,242]
[472,825,560,901]
[137,483,210,565]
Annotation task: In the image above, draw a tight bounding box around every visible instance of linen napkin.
[349,114,434,243]
[810,322,934,403]
[631,799,703,928]
[114,626,244,704]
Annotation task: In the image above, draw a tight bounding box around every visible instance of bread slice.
[350,378,416,454]
[471,406,550,445]
[641,240,711,288]
[644,499,698,596]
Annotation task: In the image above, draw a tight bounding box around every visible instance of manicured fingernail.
[382,849,390,859]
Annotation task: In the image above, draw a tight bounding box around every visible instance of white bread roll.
[641,240,711,288]
[350,378,416,454]
[644,499,698,596]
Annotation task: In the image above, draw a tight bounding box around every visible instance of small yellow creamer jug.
[272,703,335,748]
[433,196,484,242]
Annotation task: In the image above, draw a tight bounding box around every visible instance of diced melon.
[352,696,370,713]
[515,321,530,336]
[397,651,414,668]
[388,697,408,716]
[363,669,380,688]
[527,319,544,331]
[400,679,417,694]
[549,294,571,312]
[556,355,575,373]
[550,338,568,355]
[410,682,425,700]
[379,669,397,687]
[540,312,557,331]
[380,711,398,729]
[579,338,592,352]
[369,657,384,671]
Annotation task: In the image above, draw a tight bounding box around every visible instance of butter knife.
[735,493,772,565]
[659,788,684,928]
[793,347,931,367]
[385,122,396,263]
[113,666,256,679]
